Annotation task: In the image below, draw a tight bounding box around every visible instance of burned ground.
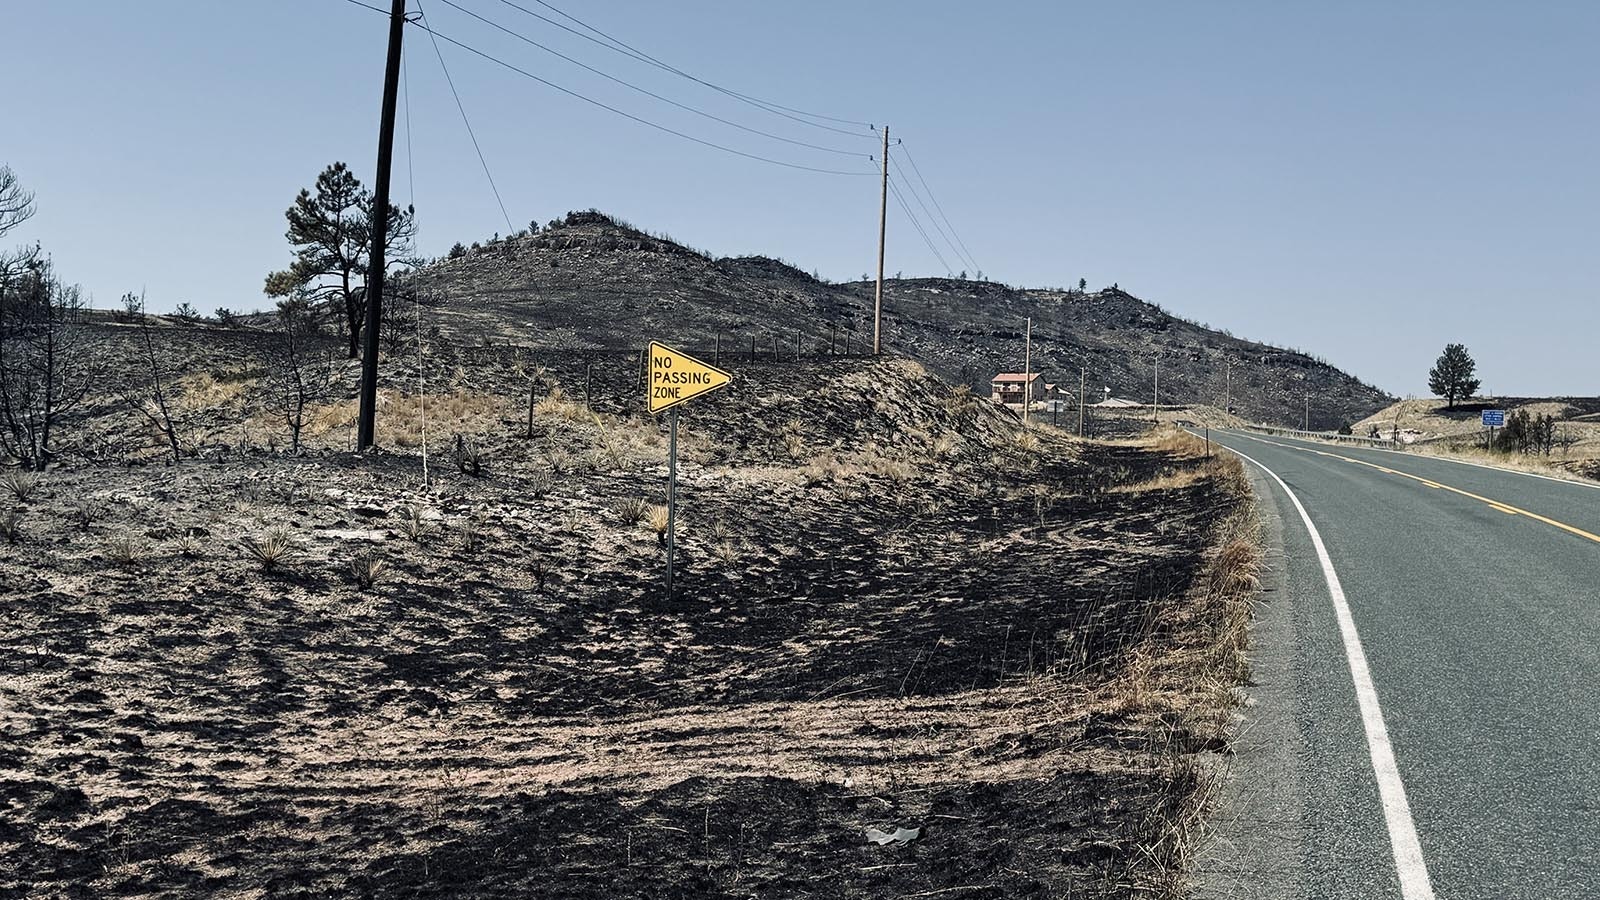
[2,332,1256,898]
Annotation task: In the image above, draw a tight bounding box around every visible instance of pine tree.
[1427,343,1480,408]
[264,162,416,358]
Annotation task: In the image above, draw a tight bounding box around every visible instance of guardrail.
[1243,424,1397,447]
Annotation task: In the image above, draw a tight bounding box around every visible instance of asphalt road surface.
[1190,429,1599,900]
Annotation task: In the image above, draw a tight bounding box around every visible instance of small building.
[990,372,1048,409]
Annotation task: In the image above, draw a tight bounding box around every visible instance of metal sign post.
[666,407,679,594]
[1483,409,1505,449]
[648,341,733,596]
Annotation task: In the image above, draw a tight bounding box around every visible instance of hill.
[412,210,1393,428]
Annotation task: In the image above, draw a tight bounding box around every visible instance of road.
[1190,429,1600,900]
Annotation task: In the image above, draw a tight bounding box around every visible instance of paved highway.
[1191,429,1599,900]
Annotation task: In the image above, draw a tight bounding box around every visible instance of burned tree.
[118,301,185,464]
[0,257,95,470]
[263,298,341,452]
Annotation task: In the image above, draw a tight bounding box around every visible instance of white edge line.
[1224,441,1437,900]
[1238,428,1600,492]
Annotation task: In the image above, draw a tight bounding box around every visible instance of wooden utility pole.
[1224,360,1232,414]
[1305,392,1310,431]
[873,125,889,355]
[1022,317,1032,425]
[356,0,407,451]
[1078,367,1086,437]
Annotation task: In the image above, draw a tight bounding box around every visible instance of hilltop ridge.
[414,210,1392,428]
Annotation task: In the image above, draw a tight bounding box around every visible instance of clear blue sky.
[6,1,1596,395]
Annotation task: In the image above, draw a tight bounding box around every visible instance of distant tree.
[894,270,902,280]
[120,290,144,322]
[264,162,416,358]
[263,298,341,452]
[447,242,467,260]
[0,256,95,470]
[173,301,199,321]
[1427,343,1480,408]
[976,270,984,281]
[527,219,540,234]
[1078,277,1087,291]
[957,270,967,280]
[214,307,237,326]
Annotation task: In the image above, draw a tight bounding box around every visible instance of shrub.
[68,500,105,532]
[241,525,297,573]
[0,508,20,544]
[526,469,554,498]
[452,434,483,477]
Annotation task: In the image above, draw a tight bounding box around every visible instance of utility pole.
[873,125,889,355]
[1225,360,1231,415]
[358,0,409,448]
[1152,356,1160,423]
[1304,392,1310,431]
[1022,316,1031,426]
[356,0,407,452]
[1078,367,1086,437]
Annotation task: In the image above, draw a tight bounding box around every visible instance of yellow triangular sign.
[648,341,733,413]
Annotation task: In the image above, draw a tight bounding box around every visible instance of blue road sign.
[1482,410,1505,427]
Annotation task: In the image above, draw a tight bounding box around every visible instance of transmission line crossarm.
[357,0,407,451]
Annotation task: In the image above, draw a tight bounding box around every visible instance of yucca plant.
[614,497,651,526]
[2,469,39,502]
[174,532,205,558]
[241,525,297,573]
[349,551,387,590]
[399,505,434,543]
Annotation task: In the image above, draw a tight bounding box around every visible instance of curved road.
[1191,429,1599,900]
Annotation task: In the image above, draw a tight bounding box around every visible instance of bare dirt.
[2,321,1255,898]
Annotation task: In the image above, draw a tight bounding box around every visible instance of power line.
[409,17,873,176]
[434,0,867,159]
[415,2,516,233]
[884,168,952,275]
[897,141,982,275]
[336,0,390,15]
[891,155,975,275]
[492,0,877,139]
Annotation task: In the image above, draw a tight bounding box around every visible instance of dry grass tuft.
[106,532,143,569]
[647,504,671,541]
[0,507,20,544]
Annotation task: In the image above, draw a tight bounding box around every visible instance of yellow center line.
[1244,435,1600,546]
